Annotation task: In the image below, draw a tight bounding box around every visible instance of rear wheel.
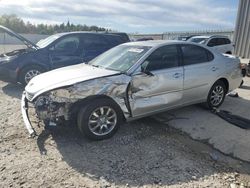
[19,66,45,85]
[206,80,226,109]
[77,98,123,140]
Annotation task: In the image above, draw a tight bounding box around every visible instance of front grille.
[25,92,34,101]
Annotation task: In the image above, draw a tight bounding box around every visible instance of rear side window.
[104,35,124,46]
[217,38,226,45]
[207,38,218,47]
[208,37,230,46]
[181,44,214,65]
[224,38,231,44]
[83,34,108,49]
[145,45,179,71]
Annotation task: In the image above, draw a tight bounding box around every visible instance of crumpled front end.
[21,74,131,136]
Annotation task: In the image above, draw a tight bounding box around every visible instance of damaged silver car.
[21,40,243,140]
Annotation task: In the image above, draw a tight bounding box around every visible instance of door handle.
[211,67,219,71]
[173,73,182,78]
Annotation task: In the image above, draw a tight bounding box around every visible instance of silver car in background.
[21,40,243,140]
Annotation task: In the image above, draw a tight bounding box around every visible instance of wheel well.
[18,64,47,82]
[217,78,229,93]
[69,95,126,121]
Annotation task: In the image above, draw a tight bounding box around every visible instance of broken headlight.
[34,95,51,110]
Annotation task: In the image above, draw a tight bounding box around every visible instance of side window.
[54,36,80,53]
[181,44,213,65]
[104,35,123,46]
[217,38,226,45]
[207,38,217,47]
[144,45,179,71]
[83,35,108,50]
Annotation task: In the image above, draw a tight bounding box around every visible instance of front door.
[129,45,184,117]
[49,35,83,69]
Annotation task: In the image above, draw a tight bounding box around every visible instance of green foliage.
[0,14,110,34]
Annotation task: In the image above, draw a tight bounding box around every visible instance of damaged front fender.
[38,74,132,121]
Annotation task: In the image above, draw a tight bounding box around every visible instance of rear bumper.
[21,92,36,137]
[0,66,17,83]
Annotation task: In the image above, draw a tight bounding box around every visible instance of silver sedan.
[22,40,243,140]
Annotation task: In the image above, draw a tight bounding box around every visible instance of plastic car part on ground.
[212,108,250,129]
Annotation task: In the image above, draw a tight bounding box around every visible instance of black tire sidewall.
[207,80,226,109]
[77,98,123,140]
[19,66,45,85]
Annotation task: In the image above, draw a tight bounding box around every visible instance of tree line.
[0,14,111,35]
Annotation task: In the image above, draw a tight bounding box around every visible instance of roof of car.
[123,40,189,47]
[51,31,125,37]
[190,36,210,39]
[190,35,229,39]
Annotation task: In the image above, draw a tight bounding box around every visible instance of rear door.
[180,44,217,104]
[49,34,83,69]
[129,44,184,117]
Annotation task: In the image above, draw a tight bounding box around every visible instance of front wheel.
[206,80,226,109]
[19,66,45,85]
[77,98,123,140]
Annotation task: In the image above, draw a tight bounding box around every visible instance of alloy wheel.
[24,69,41,84]
[88,106,117,136]
[210,85,224,106]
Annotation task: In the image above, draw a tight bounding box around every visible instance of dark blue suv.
[0,26,129,85]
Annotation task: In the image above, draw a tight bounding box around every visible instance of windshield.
[36,34,61,48]
[189,38,208,44]
[89,45,151,72]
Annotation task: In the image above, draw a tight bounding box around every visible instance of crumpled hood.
[25,64,120,97]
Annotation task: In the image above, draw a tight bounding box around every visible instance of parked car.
[136,37,154,41]
[187,35,234,54]
[0,25,129,85]
[22,40,243,140]
[176,35,199,41]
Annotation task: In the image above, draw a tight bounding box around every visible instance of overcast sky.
[0,0,238,33]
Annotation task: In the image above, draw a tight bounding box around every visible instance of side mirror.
[133,69,154,77]
[141,60,154,76]
[142,69,154,76]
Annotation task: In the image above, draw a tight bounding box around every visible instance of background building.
[234,0,250,59]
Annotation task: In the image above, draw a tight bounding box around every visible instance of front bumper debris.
[21,92,37,138]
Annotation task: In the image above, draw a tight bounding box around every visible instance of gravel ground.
[0,80,250,188]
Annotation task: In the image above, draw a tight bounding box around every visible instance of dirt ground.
[0,80,250,188]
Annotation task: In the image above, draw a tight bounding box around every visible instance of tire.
[19,65,45,85]
[206,80,226,109]
[77,98,123,140]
